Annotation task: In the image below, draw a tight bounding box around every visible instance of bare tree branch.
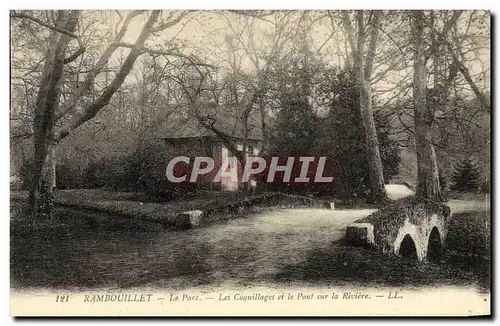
[149,11,191,33]
[442,10,464,35]
[54,10,144,121]
[11,12,80,39]
[117,42,215,68]
[430,20,490,110]
[340,11,357,54]
[55,10,162,141]
[11,11,87,64]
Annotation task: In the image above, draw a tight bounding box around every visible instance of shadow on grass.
[275,210,490,290]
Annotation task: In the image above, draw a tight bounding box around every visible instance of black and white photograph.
[8,8,491,316]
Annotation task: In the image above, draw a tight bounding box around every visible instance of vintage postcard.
[9,9,491,316]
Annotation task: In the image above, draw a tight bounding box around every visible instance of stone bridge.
[346,196,452,262]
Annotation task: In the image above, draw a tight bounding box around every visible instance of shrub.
[451,157,482,192]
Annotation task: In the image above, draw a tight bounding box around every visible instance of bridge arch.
[349,197,451,263]
[426,227,443,263]
[399,234,418,260]
[393,219,425,261]
[393,215,446,262]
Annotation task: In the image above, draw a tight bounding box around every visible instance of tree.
[433,11,490,112]
[215,11,302,153]
[340,10,388,203]
[411,10,446,202]
[11,10,196,221]
[371,11,489,196]
[264,48,400,198]
[327,68,400,199]
[451,157,482,192]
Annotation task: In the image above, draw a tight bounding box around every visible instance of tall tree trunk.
[430,12,448,192]
[28,10,79,222]
[356,11,387,203]
[241,109,250,193]
[25,10,168,220]
[35,143,57,219]
[259,95,268,152]
[412,11,446,202]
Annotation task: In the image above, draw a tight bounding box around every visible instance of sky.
[9,9,491,115]
[89,10,490,98]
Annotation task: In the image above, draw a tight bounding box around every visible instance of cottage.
[161,104,263,191]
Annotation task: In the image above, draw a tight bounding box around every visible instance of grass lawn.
[446,191,489,201]
[10,189,269,223]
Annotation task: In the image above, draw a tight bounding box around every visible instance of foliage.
[357,196,451,254]
[55,138,168,195]
[451,157,482,192]
[325,68,400,199]
[268,46,325,154]
[262,50,400,199]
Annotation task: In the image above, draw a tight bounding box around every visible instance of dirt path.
[11,187,489,291]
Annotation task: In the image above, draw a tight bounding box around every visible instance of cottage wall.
[165,137,262,192]
[216,139,261,191]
